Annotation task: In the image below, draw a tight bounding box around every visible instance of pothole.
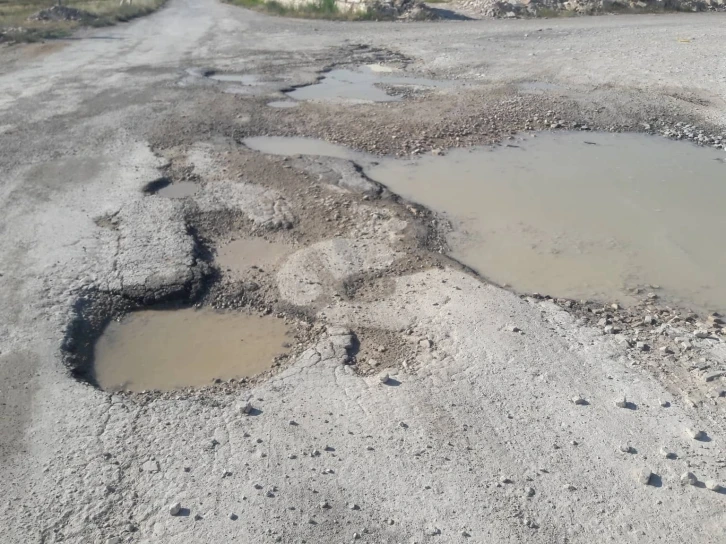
[216,238,292,277]
[285,65,452,104]
[92,308,292,392]
[367,131,726,313]
[156,181,198,199]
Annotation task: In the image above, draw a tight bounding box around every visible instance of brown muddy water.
[244,132,726,313]
[369,132,726,312]
[156,181,198,199]
[216,238,292,276]
[93,308,291,391]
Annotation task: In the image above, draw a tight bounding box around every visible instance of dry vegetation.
[0,0,166,42]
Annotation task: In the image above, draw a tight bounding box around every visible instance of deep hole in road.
[92,307,292,392]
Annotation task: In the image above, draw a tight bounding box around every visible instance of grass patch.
[0,0,167,43]
[225,0,385,21]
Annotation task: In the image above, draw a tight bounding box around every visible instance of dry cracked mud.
[1,2,725,544]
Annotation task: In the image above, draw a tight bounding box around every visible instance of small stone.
[636,342,649,351]
[353,533,361,540]
[368,358,379,367]
[659,346,674,355]
[379,373,390,384]
[563,484,577,491]
[703,371,725,382]
[288,420,297,426]
[510,326,521,333]
[694,330,710,339]
[524,487,535,497]
[680,472,697,486]
[614,396,628,409]
[106,538,121,544]
[230,513,238,521]
[239,401,252,415]
[636,468,653,485]
[643,315,656,325]
[169,502,182,516]
[611,304,620,310]
[348,503,359,510]
[319,500,331,509]
[659,447,676,460]
[419,339,433,349]
[571,395,588,405]
[377,345,387,353]
[705,480,722,492]
[687,428,705,440]
[619,444,634,454]
[659,399,670,407]
[500,477,513,484]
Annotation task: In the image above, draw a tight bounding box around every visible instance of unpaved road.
[1,2,725,543]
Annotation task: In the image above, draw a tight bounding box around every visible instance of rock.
[230,513,238,520]
[635,342,649,351]
[659,399,670,407]
[680,472,697,486]
[687,428,705,440]
[703,370,725,382]
[694,330,710,338]
[659,447,676,460]
[379,372,390,384]
[619,444,634,454]
[524,487,535,497]
[614,395,628,408]
[705,480,722,492]
[563,484,577,491]
[510,326,521,333]
[238,401,253,415]
[636,468,653,485]
[571,395,588,405]
[348,503,359,510]
[419,338,433,349]
[169,502,182,516]
[377,345,387,352]
[643,315,656,325]
[659,346,674,355]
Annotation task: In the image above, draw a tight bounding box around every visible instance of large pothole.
[92,308,293,392]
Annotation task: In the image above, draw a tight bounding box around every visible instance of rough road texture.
[1,2,725,544]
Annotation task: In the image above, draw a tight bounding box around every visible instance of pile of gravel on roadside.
[370,0,441,19]
[29,5,96,22]
[457,0,726,18]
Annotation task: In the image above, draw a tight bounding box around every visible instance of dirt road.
[1,2,725,543]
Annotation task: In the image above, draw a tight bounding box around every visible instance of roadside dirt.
[1,2,725,544]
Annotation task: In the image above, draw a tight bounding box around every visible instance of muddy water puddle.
[286,65,452,103]
[368,132,726,312]
[217,238,292,275]
[156,181,198,199]
[93,309,291,392]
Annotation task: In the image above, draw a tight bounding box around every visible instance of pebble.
[636,468,653,485]
[704,480,722,492]
[524,487,535,497]
[687,428,705,440]
[239,401,252,415]
[571,395,588,405]
[379,372,390,384]
[659,447,676,460]
[563,484,577,491]
[680,472,697,486]
[614,395,628,408]
[169,502,182,516]
[348,503,359,510]
[230,513,238,520]
[619,444,634,454]
[659,399,670,407]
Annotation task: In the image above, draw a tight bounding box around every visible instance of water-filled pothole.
[217,238,292,276]
[368,132,726,312]
[286,65,452,103]
[243,132,726,313]
[156,181,198,199]
[93,308,292,391]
